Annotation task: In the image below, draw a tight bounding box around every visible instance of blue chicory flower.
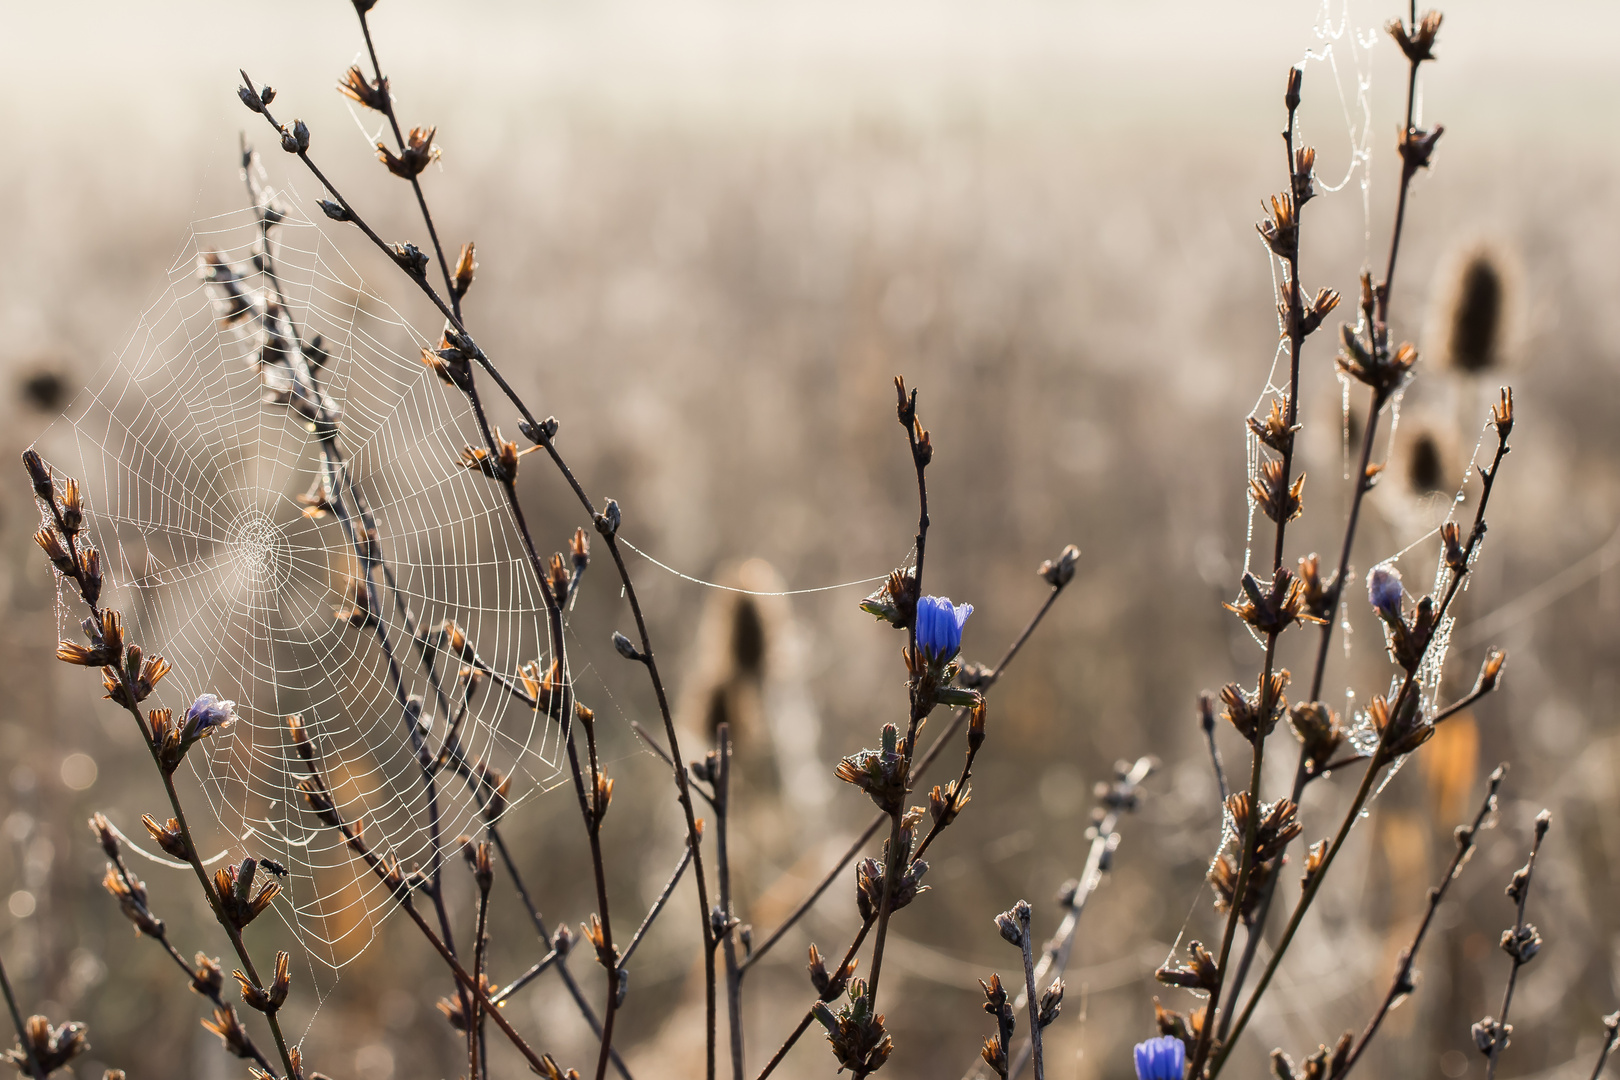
[1134,1035,1186,1080]
[183,694,238,740]
[914,595,972,660]
[1367,564,1404,620]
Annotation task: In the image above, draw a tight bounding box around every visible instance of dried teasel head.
[1437,244,1511,374]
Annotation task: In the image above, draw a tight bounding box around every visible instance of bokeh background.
[2,2,1619,1078]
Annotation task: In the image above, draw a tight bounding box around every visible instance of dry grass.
[2,5,1619,1080]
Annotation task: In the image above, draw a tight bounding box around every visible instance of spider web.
[33,176,565,972]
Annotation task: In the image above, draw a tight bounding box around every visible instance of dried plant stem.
[755,929,872,1080]
[1187,78,1311,1080]
[471,862,492,1080]
[241,82,721,1074]
[1589,1014,1620,1080]
[102,841,278,1074]
[743,580,1066,976]
[294,745,552,1073]
[752,577,1068,1075]
[715,726,747,1080]
[620,840,695,971]
[1211,415,1511,1076]
[1018,921,1045,1080]
[1335,765,1506,1080]
[0,951,46,1080]
[353,8,459,315]
[1001,757,1153,1080]
[45,483,298,1080]
[1221,26,1440,1031]
[1484,817,1550,1080]
[860,381,933,1025]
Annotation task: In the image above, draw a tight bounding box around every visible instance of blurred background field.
[2,2,1620,1078]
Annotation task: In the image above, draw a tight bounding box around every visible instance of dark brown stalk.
[487,830,628,1080]
[751,572,1070,1074]
[620,840,695,970]
[238,177,475,1040]
[1335,765,1505,1080]
[1001,757,1153,1080]
[235,87,719,1076]
[1212,398,1512,1075]
[860,380,933,1024]
[743,579,1065,975]
[1016,911,1045,1080]
[294,738,553,1073]
[32,479,298,1080]
[1186,74,1312,1080]
[1222,18,1444,1028]
[1483,813,1550,1080]
[100,837,277,1075]
[754,928,872,1080]
[1589,1013,1620,1080]
[0,951,46,1080]
[353,7,460,316]
[471,855,492,1080]
[715,726,746,1080]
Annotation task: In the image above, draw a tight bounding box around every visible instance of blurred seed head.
[1433,243,1515,374]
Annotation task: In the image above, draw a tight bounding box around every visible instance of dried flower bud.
[338,65,390,112]
[279,120,310,155]
[1037,979,1064,1029]
[1038,544,1081,588]
[142,814,189,861]
[390,242,430,278]
[454,241,477,299]
[378,126,438,178]
[1155,940,1219,992]
[1492,387,1514,438]
[1284,65,1303,111]
[1388,10,1443,63]
[596,499,621,538]
[318,199,352,223]
[1249,458,1305,524]
[192,954,224,998]
[994,900,1031,947]
[1472,1016,1509,1057]
[5,1016,88,1075]
[87,813,120,858]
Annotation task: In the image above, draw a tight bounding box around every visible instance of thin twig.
[716,725,746,1080]
[1483,811,1551,1080]
[1336,765,1506,1080]
[0,951,46,1080]
[620,841,695,971]
[99,831,277,1075]
[1589,1013,1620,1080]
[1211,402,1513,1076]
[1001,757,1153,1080]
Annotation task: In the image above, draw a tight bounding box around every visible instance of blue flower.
[183,694,238,740]
[1367,564,1404,620]
[1134,1035,1186,1080]
[914,595,972,660]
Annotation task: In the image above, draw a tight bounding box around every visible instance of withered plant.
[3,4,1612,1080]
